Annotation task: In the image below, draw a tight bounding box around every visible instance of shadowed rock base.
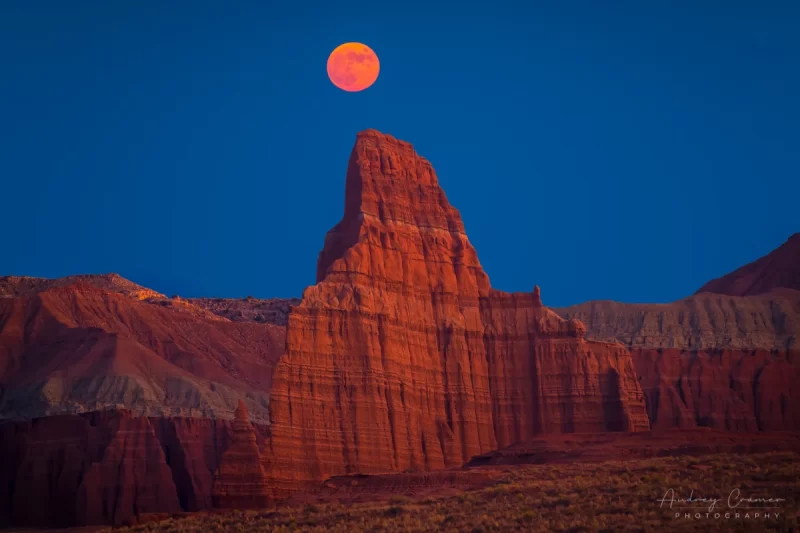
[0,409,268,527]
[212,400,270,508]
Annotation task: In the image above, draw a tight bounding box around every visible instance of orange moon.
[327,42,380,92]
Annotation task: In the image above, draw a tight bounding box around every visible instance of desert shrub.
[384,506,404,517]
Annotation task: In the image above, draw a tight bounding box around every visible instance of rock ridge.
[695,233,800,296]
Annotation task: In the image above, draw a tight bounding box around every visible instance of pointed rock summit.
[316,128,488,292]
[234,399,249,424]
[532,285,542,306]
[266,130,649,489]
[211,400,269,509]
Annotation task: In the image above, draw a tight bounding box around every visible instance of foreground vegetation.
[109,452,799,533]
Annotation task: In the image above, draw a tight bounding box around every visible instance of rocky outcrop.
[632,348,799,430]
[0,409,269,527]
[265,130,649,490]
[2,410,181,527]
[188,297,301,326]
[554,289,799,351]
[556,262,800,431]
[0,273,166,300]
[1,272,301,325]
[695,233,800,296]
[212,400,270,508]
[0,282,284,422]
[75,411,183,526]
[556,293,800,431]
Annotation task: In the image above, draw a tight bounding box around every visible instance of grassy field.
[107,452,799,533]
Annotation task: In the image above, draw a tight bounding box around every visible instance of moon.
[327,43,380,92]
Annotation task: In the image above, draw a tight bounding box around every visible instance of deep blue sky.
[2,2,798,306]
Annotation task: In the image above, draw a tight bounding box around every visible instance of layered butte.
[265,130,649,488]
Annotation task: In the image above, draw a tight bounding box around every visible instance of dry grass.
[107,452,799,533]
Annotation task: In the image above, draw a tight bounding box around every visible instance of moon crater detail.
[327,43,380,92]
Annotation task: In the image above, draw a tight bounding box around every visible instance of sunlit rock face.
[265,129,650,489]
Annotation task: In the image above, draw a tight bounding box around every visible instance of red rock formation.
[148,416,239,511]
[76,411,183,525]
[3,128,795,527]
[695,233,800,296]
[4,410,181,526]
[554,290,799,351]
[0,282,284,421]
[265,130,649,490]
[556,244,800,431]
[0,409,269,527]
[211,400,270,508]
[187,296,301,325]
[632,348,800,431]
[0,272,166,300]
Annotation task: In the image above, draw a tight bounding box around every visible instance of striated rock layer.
[0,409,269,527]
[0,273,165,300]
[4,129,796,525]
[0,282,284,422]
[631,347,799,431]
[556,289,800,431]
[212,400,270,508]
[265,130,649,490]
[554,289,799,352]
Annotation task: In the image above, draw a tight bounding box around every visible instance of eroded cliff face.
[554,290,799,351]
[631,348,799,431]
[0,409,269,527]
[0,282,284,422]
[265,130,649,488]
[212,400,270,508]
[556,289,800,430]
